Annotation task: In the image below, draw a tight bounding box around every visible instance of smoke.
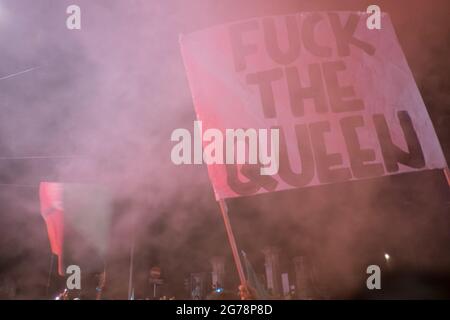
[0,0,448,299]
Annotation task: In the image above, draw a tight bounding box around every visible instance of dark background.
[0,0,449,299]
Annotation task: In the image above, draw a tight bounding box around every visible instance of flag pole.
[218,198,246,286]
[127,213,136,300]
[443,167,450,187]
[127,233,135,299]
[45,254,54,298]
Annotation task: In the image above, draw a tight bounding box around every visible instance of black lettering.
[225,164,278,196]
[246,68,283,118]
[277,125,315,187]
[340,115,384,178]
[309,121,352,183]
[286,64,328,117]
[241,164,278,191]
[328,13,376,56]
[263,16,301,65]
[302,13,332,57]
[229,20,259,72]
[373,111,425,172]
[322,60,364,113]
[226,164,261,196]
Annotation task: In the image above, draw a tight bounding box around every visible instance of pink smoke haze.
[0,0,448,299]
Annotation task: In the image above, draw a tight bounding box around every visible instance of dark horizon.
[0,0,449,300]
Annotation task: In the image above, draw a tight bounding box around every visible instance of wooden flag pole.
[45,254,54,297]
[127,212,136,300]
[443,167,450,187]
[127,233,135,300]
[218,199,246,286]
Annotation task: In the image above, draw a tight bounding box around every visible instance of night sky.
[0,0,449,299]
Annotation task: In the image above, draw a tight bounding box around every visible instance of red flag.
[39,182,113,276]
[39,182,65,276]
